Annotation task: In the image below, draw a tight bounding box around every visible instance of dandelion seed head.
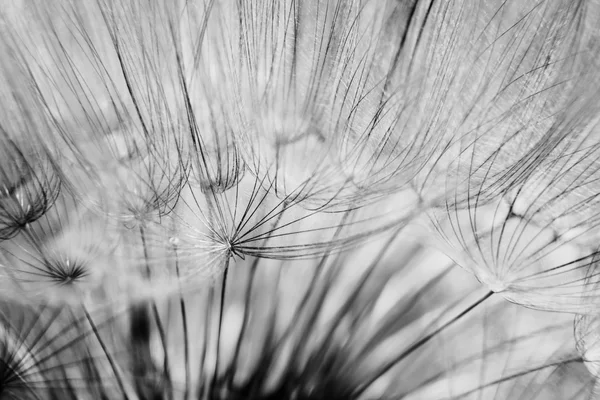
[0,0,596,398]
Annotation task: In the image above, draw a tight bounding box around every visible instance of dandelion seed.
[189,0,437,210]
[0,0,599,399]
[0,131,62,243]
[0,194,118,304]
[575,312,600,397]
[413,0,600,314]
[113,230,594,400]
[0,299,139,399]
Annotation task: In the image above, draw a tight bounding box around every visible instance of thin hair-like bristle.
[0,0,599,399]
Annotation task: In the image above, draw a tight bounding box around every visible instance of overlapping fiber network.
[2,0,600,398]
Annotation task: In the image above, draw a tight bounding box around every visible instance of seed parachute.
[0,0,599,399]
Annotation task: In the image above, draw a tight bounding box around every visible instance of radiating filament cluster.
[0,0,599,399]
